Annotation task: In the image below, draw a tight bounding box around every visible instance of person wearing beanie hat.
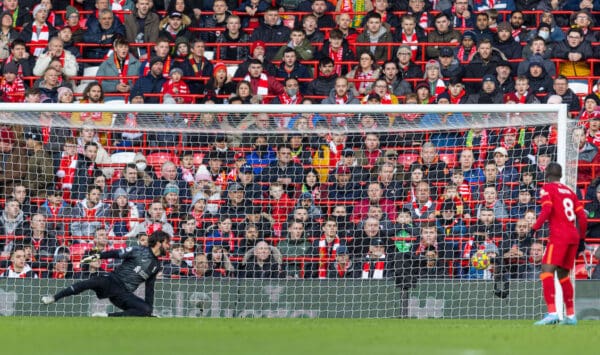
[423,59,446,98]
[526,57,553,95]
[493,21,522,61]
[128,54,166,104]
[0,61,25,102]
[163,182,180,197]
[57,86,74,103]
[162,66,191,103]
[20,4,57,57]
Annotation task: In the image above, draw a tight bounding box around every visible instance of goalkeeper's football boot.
[559,316,577,326]
[534,313,560,325]
[41,296,55,305]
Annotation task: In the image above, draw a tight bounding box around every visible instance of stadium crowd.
[0,0,600,282]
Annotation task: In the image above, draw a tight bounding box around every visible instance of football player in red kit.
[531,162,587,325]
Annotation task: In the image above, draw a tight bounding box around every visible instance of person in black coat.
[239,241,283,278]
[71,142,102,201]
[305,57,338,98]
[82,9,125,59]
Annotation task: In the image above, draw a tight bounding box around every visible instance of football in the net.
[471,250,490,270]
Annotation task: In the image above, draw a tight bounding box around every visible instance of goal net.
[0,103,580,319]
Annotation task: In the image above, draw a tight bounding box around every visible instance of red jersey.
[532,182,587,244]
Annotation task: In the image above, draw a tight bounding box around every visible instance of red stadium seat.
[397,153,419,171]
[193,153,205,166]
[439,153,457,168]
[146,152,180,178]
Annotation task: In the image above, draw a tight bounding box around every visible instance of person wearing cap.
[96,38,141,96]
[509,184,539,220]
[577,94,600,122]
[357,234,395,279]
[437,46,462,78]
[82,8,126,59]
[494,58,514,95]
[130,54,167,103]
[426,13,462,59]
[22,130,54,198]
[465,73,503,104]
[158,9,193,43]
[233,39,277,78]
[0,61,25,102]
[492,145,519,183]
[123,0,160,55]
[248,6,291,58]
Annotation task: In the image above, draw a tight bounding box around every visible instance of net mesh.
[0,103,583,318]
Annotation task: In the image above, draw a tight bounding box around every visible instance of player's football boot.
[41,296,55,305]
[534,313,560,325]
[559,316,577,326]
[91,312,108,317]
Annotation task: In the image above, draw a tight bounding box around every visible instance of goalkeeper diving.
[41,231,170,317]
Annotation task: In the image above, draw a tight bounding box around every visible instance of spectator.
[37,188,71,237]
[63,6,85,44]
[498,218,533,279]
[18,4,57,57]
[328,165,361,201]
[23,130,53,198]
[358,238,395,279]
[189,253,211,278]
[547,76,581,112]
[395,44,423,81]
[525,59,553,95]
[493,21,522,61]
[274,51,313,94]
[568,10,598,43]
[249,6,291,58]
[0,246,38,278]
[242,59,284,103]
[70,185,109,239]
[426,12,461,59]
[354,13,393,62]
[123,0,160,57]
[402,180,437,220]
[108,188,139,237]
[336,0,372,28]
[206,243,236,277]
[507,10,529,41]
[196,0,230,45]
[274,28,314,61]
[302,14,324,43]
[97,38,141,97]
[71,142,102,201]
[239,241,283,278]
[0,62,25,102]
[458,149,485,190]
[0,197,27,255]
[305,57,338,97]
[83,8,125,59]
[33,37,78,80]
[475,184,509,219]
[23,213,58,263]
[216,14,249,61]
[128,200,174,239]
[353,182,398,222]
[495,59,514,94]
[161,243,189,278]
[1,39,34,78]
[237,0,268,28]
[321,76,360,107]
[572,126,600,182]
[307,218,344,278]
[326,246,357,278]
[259,144,304,194]
[130,56,166,103]
[278,220,310,278]
[0,127,27,193]
[138,37,171,77]
[0,0,32,28]
[158,10,193,44]
[347,52,380,96]
[234,40,277,78]
[552,27,593,78]
[463,38,504,93]
[151,161,191,200]
[518,38,556,77]
[110,163,149,203]
[205,216,236,253]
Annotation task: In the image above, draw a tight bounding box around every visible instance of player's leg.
[556,243,579,325]
[534,263,560,325]
[108,293,153,317]
[41,276,110,304]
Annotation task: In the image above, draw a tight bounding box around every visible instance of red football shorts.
[542,242,578,270]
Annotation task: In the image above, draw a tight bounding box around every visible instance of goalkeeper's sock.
[559,276,575,317]
[540,272,557,314]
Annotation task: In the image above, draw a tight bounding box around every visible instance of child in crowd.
[162,67,192,103]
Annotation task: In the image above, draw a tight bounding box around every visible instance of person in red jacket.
[161,67,192,103]
[0,62,25,102]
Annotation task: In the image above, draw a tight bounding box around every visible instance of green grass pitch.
[2,318,598,355]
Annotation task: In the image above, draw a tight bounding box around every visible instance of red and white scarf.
[244,72,269,96]
[457,46,476,62]
[5,55,23,78]
[361,256,385,279]
[115,54,130,85]
[30,23,50,56]
[277,91,302,105]
[111,0,128,23]
[4,264,35,278]
[413,199,433,218]
[318,236,340,279]
[401,32,419,62]
[329,46,344,75]
[355,69,374,92]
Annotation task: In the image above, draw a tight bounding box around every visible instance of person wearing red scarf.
[161,67,192,103]
[0,247,38,278]
[0,62,24,102]
[327,246,358,278]
[96,38,141,96]
[446,78,468,104]
[309,218,343,279]
[19,4,57,57]
[402,181,437,220]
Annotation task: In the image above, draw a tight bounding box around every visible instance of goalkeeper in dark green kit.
[41,231,170,317]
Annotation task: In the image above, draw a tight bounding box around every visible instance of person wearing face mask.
[271,77,303,105]
[132,152,156,184]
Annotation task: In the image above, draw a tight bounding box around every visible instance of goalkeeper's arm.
[81,250,121,263]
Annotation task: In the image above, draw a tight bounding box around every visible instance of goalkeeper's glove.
[81,254,100,263]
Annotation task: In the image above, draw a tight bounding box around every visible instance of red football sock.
[540,272,557,314]
[559,276,575,317]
